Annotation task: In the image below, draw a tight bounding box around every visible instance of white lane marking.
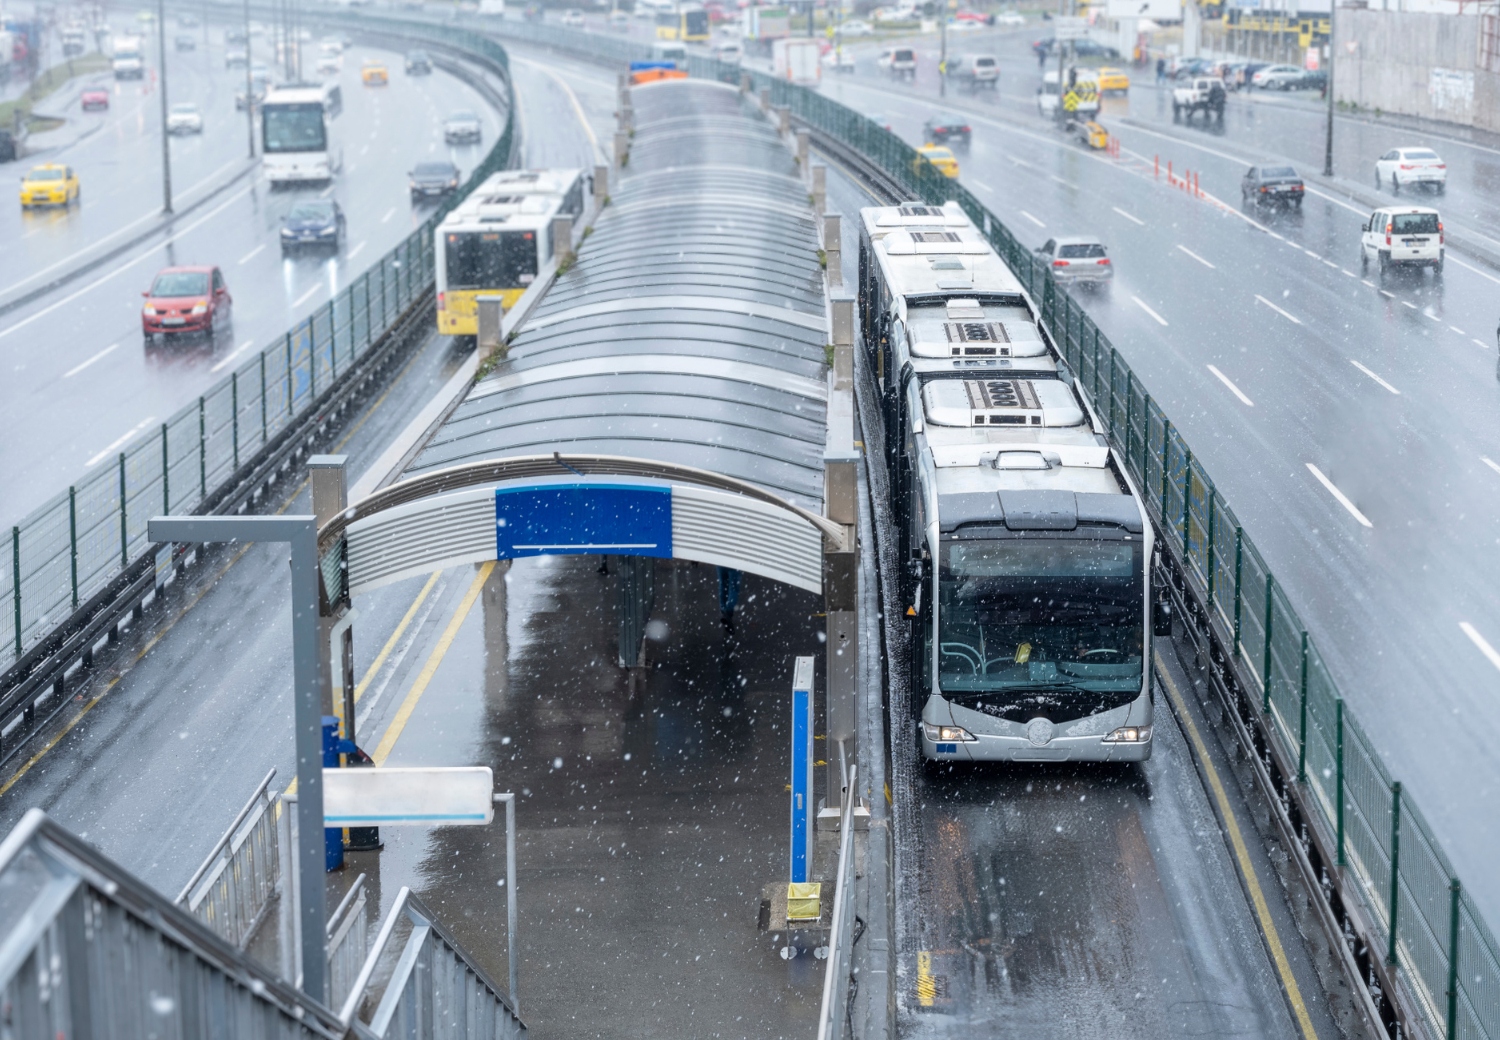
[380,207,396,223]
[1363,279,1376,287]
[0,183,256,343]
[1009,156,1032,168]
[1425,311,1441,321]
[1350,358,1401,394]
[1460,622,1500,674]
[1177,244,1215,268]
[1306,463,1373,528]
[1341,269,1357,277]
[1113,205,1144,225]
[293,284,322,308]
[1267,231,1284,241]
[1401,300,1417,310]
[1450,325,1466,335]
[1050,174,1075,187]
[238,243,265,264]
[514,55,606,165]
[1378,288,1395,298]
[1322,259,1339,268]
[1482,456,1500,477]
[971,178,994,192]
[348,240,367,260]
[86,415,156,467]
[1132,295,1169,326]
[428,142,436,153]
[1019,210,1045,228]
[63,342,119,378]
[360,143,370,155]
[1474,338,1491,350]
[210,339,256,373]
[1447,254,1500,287]
[1304,249,1321,259]
[1255,294,1302,324]
[1207,364,1253,406]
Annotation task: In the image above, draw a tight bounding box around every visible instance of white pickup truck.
[1172,77,1226,122]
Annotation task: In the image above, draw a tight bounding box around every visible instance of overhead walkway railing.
[450,19,1500,1040]
[0,13,518,771]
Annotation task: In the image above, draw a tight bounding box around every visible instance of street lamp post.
[1323,1,1336,176]
[244,0,255,158]
[156,0,173,213]
[144,514,330,1004]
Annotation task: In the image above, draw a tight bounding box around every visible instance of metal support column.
[616,554,654,670]
[309,455,348,717]
[821,298,860,824]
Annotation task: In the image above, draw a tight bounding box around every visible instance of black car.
[1033,36,1118,58]
[923,113,971,146]
[280,200,346,255]
[410,160,460,202]
[0,129,16,164]
[405,50,433,75]
[1241,164,1305,208]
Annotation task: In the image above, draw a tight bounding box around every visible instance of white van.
[1360,206,1443,277]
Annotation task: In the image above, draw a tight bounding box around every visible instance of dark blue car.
[280,200,346,257]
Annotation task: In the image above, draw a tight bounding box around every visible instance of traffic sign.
[1055,15,1087,39]
[322,766,495,826]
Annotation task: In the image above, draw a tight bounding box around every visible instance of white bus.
[434,168,587,338]
[858,201,1164,764]
[261,82,343,185]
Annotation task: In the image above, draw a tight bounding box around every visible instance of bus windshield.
[936,535,1143,717]
[263,103,327,154]
[444,230,538,290]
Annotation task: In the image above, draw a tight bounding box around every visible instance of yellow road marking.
[370,562,494,766]
[515,56,603,165]
[352,569,442,704]
[1156,658,1319,1040]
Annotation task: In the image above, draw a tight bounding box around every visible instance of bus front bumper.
[919,724,1151,763]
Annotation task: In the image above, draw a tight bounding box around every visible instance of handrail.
[176,765,277,904]
[817,762,858,1040]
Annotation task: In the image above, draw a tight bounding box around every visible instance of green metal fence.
[0,20,516,673]
[464,20,1500,1040]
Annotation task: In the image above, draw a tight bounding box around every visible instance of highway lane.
[0,27,613,898]
[0,41,503,525]
[813,55,1500,925]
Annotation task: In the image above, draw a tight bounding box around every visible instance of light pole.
[939,7,947,97]
[156,0,172,213]
[145,514,330,1004]
[1322,1,1335,176]
[244,0,255,158]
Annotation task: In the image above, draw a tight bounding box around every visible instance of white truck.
[478,0,505,13]
[111,34,144,79]
[773,37,820,85]
[1172,77,1226,122]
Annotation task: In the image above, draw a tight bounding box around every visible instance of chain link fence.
[454,22,1500,1040]
[1,17,516,680]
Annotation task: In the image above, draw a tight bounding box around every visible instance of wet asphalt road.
[0,31,503,525]
[812,36,1500,928]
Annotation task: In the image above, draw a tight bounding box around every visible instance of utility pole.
[1055,0,1067,125]
[156,0,172,213]
[939,4,947,97]
[244,0,255,158]
[1322,0,1335,176]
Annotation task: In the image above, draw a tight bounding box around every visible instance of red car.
[142,266,232,342]
[80,88,109,111]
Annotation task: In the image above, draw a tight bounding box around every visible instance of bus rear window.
[445,231,538,290]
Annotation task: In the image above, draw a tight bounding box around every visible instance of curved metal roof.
[405,79,830,511]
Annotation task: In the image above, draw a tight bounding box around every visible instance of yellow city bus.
[434,168,586,338]
[655,6,710,41]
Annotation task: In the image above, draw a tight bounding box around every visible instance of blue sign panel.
[790,683,812,884]
[494,483,673,559]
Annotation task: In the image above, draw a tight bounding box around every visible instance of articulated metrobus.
[656,5,710,40]
[435,168,587,338]
[859,201,1162,763]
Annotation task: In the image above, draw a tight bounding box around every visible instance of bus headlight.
[923,723,975,742]
[1103,726,1151,743]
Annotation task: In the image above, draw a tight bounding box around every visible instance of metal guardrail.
[0,808,352,1040]
[328,872,371,1013]
[340,886,526,1039]
[176,766,282,949]
[817,759,858,1040]
[456,21,1500,1040]
[0,12,520,771]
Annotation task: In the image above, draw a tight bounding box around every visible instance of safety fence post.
[309,320,318,399]
[1448,877,1461,1040]
[198,396,207,499]
[1262,574,1274,713]
[161,423,170,514]
[1179,451,1192,552]
[260,351,268,444]
[285,334,294,418]
[68,487,78,610]
[1335,699,1346,866]
[1158,420,1171,522]
[1232,527,1243,655]
[11,527,20,656]
[232,373,240,471]
[1388,781,1402,966]
[1297,630,1308,782]
[1206,486,1217,603]
[119,453,128,567]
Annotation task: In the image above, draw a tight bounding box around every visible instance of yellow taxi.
[361,59,389,86]
[915,143,960,179]
[20,163,79,208]
[1096,66,1131,93]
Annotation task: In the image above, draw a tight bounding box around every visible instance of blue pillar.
[321,716,345,871]
[789,656,814,884]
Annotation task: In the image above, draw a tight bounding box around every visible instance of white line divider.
[1306,463,1373,528]
[1255,293,1302,324]
[1132,295,1169,326]
[1207,364,1254,406]
[1460,622,1500,674]
[1349,358,1401,395]
[86,415,156,467]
